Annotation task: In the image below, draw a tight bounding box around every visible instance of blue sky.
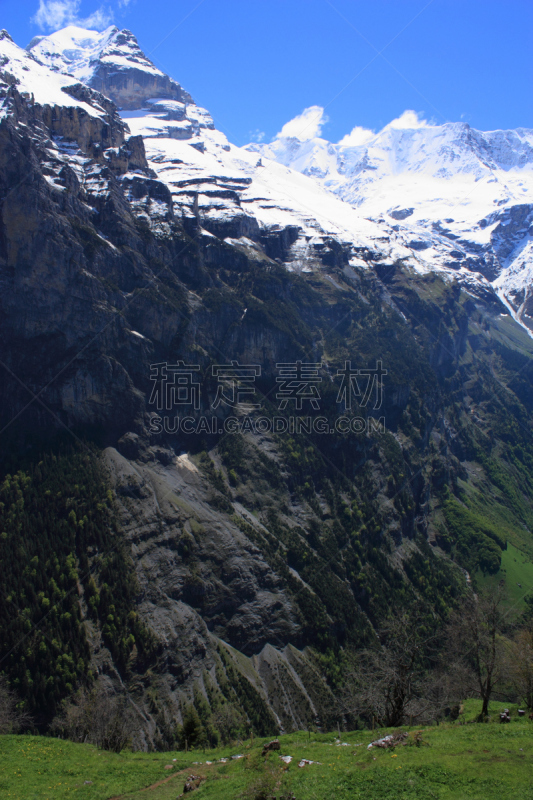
[1,0,532,145]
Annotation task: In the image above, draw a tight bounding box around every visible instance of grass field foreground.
[1,704,533,800]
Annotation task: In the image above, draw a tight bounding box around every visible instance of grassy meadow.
[477,543,533,609]
[1,702,533,800]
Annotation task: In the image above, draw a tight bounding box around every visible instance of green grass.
[0,737,204,800]
[460,698,523,721]
[2,707,533,800]
[476,542,533,609]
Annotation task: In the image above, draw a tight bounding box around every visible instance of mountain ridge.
[246,107,533,330]
[26,27,533,332]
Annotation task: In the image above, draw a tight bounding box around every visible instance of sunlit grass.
[2,708,533,800]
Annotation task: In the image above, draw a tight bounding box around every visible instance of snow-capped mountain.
[20,30,418,275]
[4,22,533,747]
[27,25,191,108]
[0,28,108,119]
[13,25,532,331]
[247,108,533,329]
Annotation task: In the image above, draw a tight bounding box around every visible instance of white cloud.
[118,0,132,7]
[277,105,328,141]
[32,0,113,32]
[83,6,114,28]
[249,129,265,143]
[337,125,374,147]
[383,110,431,130]
[32,0,78,29]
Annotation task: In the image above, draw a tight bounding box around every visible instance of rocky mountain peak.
[27,25,192,110]
[0,30,108,120]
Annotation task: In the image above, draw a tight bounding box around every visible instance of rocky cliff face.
[2,27,533,745]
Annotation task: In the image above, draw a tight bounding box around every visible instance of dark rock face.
[389,207,414,221]
[89,59,191,111]
[1,81,125,154]
[0,84,158,435]
[490,203,533,262]
[0,83,352,738]
[105,447,302,655]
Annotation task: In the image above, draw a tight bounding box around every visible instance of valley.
[0,20,533,767]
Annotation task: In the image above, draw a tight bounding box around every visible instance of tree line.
[2,582,531,750]
[341,587,533,727]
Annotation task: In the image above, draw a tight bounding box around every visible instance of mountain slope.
[0,26,533,746]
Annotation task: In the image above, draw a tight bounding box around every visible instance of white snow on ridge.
[122,98,219,144]
[27,25,164,84]
[9,23,533,331]
[247,107,533,327]
[0,31,103,117]
[251,113,533,192]
[142,128,490,288]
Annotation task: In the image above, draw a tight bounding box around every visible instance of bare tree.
[0,677,17,734]
[0,677,32,734]
[445,587,507,720]
[342,608,448,727]
[506,628,533,711]
[51,682,136,752]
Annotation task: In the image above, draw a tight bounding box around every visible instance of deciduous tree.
[445,587,507,720]
[342,608,446,727]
